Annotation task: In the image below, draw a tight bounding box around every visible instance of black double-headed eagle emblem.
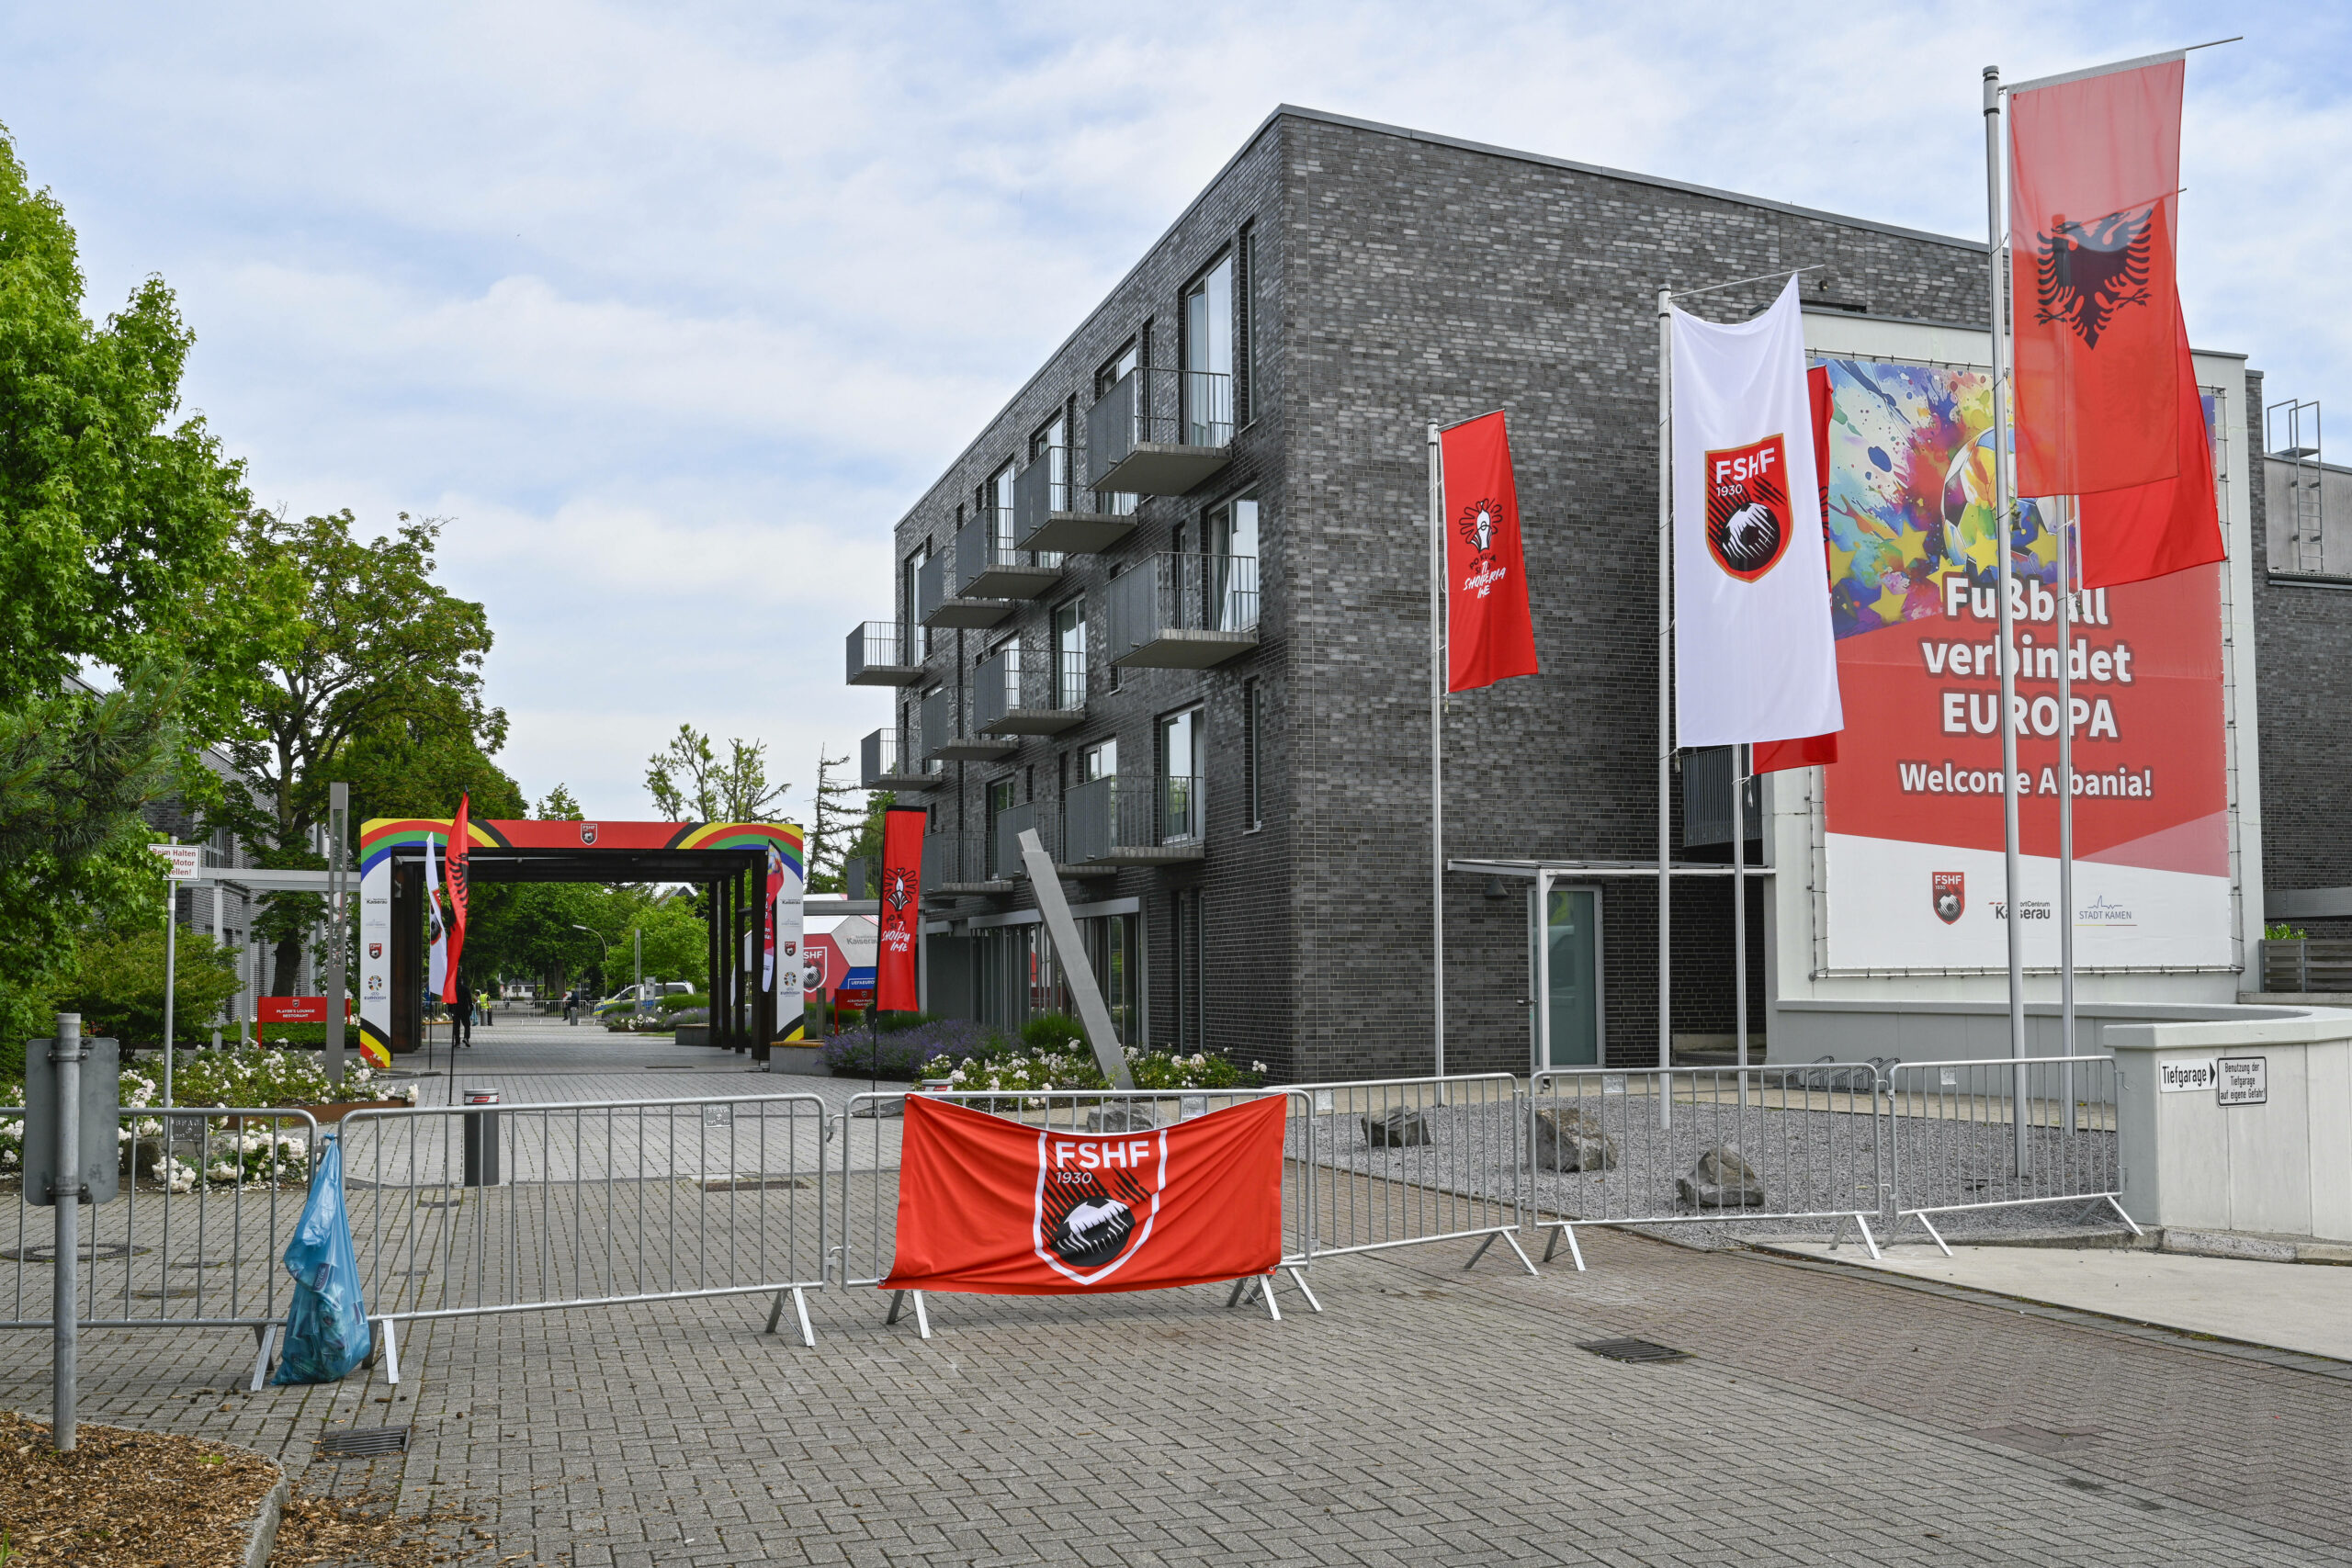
[2030,205,2155,350]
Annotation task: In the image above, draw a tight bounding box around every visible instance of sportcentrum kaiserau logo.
[1032,1129,1168,1285]
[2031,205,2155,350]
[1702,434,1792,582]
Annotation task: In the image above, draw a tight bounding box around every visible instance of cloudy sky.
[5,2,2344,824]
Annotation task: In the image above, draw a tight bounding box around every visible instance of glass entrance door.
[1544,887,1600,1069]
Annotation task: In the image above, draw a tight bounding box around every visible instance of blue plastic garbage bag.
[272,1130,371,1384]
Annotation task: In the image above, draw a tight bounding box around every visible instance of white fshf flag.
[1670,276,1841,747]
[425,831,450,999]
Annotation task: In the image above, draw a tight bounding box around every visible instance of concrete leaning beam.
[1015,829,1134,1090]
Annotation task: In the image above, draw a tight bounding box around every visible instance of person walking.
[453,975,476,1049]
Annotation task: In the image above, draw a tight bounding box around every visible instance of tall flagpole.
[1733,743,1747,1073]
[1985,66,2030,1172]
[1657,287,1675,1117]
[2060,496,2080,1130]
[1429,423,1446,1080]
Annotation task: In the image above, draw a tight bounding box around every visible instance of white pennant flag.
[425,831,449,1000]
[1671,276,1842,747]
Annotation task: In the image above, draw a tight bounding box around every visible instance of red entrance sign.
[257,997,353,1024]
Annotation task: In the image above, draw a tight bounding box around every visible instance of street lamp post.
[571,925,611,1027]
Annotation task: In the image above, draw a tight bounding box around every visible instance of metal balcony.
[917,547,1010,630]
[860,728,940,791]
[920,685,1014,764]
[975,647,1086,737]
[956,509,1062,601]
[1014,446,1139,554]
[923,831,1013,897]
[1062,775,1205,866]
[1086,367,1232,496]
[1103,552,1258,669]
[990,803,1115,881]
[845,621,925,686]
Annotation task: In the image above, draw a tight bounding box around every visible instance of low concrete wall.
[2105,1005,2352,1242]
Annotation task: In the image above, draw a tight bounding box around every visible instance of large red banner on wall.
[883,1095,1285,1294]
[1815,357,2229,972]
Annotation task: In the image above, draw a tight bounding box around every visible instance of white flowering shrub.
[934,1045,1261,1093]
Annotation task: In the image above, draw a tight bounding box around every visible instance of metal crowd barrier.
[1883,1055,2135,1253]
[339,1091,831,1380]
[1,1106,321,1390]
[1283,1074,1536,1275]
[837,1087,1317,1338]
[1526,1066,1887,1269]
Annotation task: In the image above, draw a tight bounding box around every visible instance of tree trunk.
[270,931,305,998]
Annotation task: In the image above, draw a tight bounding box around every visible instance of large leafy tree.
[644,724,786,821]
[0,127,286,1044]
[214,509,502,993]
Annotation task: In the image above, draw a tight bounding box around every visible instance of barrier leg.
[1544,1224,1586,1273]
[1913,1212,1953,1258]
[248,1325,277,1393]
[887,1290,933,1340]
[1465,1228,1538,1277]
[1464,1234,1497,1269]
[1259,1274,1282,1322]
[1224,1278,1251,1310]
[1851,1214,1883,1261]
[2105,1195,2145,1238]
[1282,1265,1323,1314]
[765,1286,817,1348]
[380,1319,401,1386]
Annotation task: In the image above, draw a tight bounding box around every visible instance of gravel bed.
[1291,1096,2127,1249]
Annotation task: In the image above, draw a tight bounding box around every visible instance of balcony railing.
[924,831,1012,896]
[1015,445,1140,553]
[917,546,1011,630]
[919,684,1014,763]
[845,620,925,686]
[975,646,1086,736]
[1062,775,1206,866]
[1086,367,1233,496]
[860,728,940,790]
[955,509,1061,601]
[1103,552,1258,670]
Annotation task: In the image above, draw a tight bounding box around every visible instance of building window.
[1159,707,1202,844]
[1243,678,1261,831]
[1096,341,1140,517]
[1236,222,1255,427]
[1170,889,1204,1051]
[989,462,1015,560]
[1080,738,1117,783]
[1104,561,1125,691]
[1205,496,1259,631]
[986,776,1015,879]
[903,543,928,661]
[1182,252,1235,446]
[1085,913,1136,1043]
[1052,599,1085,709]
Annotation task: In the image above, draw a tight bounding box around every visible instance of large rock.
[1532,1106,1617,1172]
[1361,1106,1430,1148]
[1677,1145,1768,1209]
[1086,1104,1159,1133]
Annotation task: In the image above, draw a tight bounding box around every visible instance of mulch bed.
[0,1408,278,1565]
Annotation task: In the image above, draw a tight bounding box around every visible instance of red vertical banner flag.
[442,792,470,1003]
[2073,301,2223,588]
[875,806,925,1011]
[2007,55,2183,498]
[1755,366,1842,775]
[1438,411,1539,692]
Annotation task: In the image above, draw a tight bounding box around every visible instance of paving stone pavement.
[7,1216,2351,1567]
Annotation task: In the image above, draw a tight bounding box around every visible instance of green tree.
[645,724,786,821]
[805,747,871,893]
[536,784,584,820]
[213,509,502,994]
[0,126,286,1045]
[48,926,242,1052]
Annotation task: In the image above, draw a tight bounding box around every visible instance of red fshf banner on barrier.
[874,806,925,1012]
[883,1094,1286,1294]
[1438,411,1539,692]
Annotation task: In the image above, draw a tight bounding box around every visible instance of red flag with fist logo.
[883,1094,1285,1294]
[1439,412,1539,692]
[874,806,925,1012]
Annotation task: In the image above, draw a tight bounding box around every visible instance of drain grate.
[1577,1337,1691,1364]
[0,1242,148,1263]
[318,1426,412,1461]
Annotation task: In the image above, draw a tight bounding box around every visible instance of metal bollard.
[461,1089,502,1186]
[51,1012,82,1451]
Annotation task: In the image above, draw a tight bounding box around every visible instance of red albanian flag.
[2007,55,2184,498]
[883,1094,1285,1294]
[442,791,470,1004]
[874,806,926,1012]
[1755,367,1841,774]
[1439,411,1539,692]
[2073,299,2223,588]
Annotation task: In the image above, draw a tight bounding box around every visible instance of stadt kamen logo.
[1933,872,1966,926]
[2031,205,2155,350]
[1034,1129,1169,1284]
[1702,434,1792,582]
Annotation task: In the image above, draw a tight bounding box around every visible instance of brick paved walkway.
[7,1218,2349,1565]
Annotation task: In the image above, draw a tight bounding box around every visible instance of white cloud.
[4,0,2343,828]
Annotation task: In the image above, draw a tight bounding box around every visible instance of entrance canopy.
[358,818,804,1061]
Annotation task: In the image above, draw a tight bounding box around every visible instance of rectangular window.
[989,462,1015,559]
[1032,412,1069,508]
[903,543,929,660]
[1085,912,1136,1044]
[1205,497,1260,632]
[1080,738,1117,782]
[1243,678,1261,830]
[1052,599,1085,709]
[1170,890,1204,1052]
[1183,253,1235,446]
[1237,222,1255,427]
[1159,707,1202,844]
[986,777,1015,878]
[1096,342,1141,517]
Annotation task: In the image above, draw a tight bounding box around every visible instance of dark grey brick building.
[842,105,2032,1079]
[848,106,2350,1073]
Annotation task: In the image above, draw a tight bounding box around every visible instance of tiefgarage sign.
[2158,1059,2217,1093]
